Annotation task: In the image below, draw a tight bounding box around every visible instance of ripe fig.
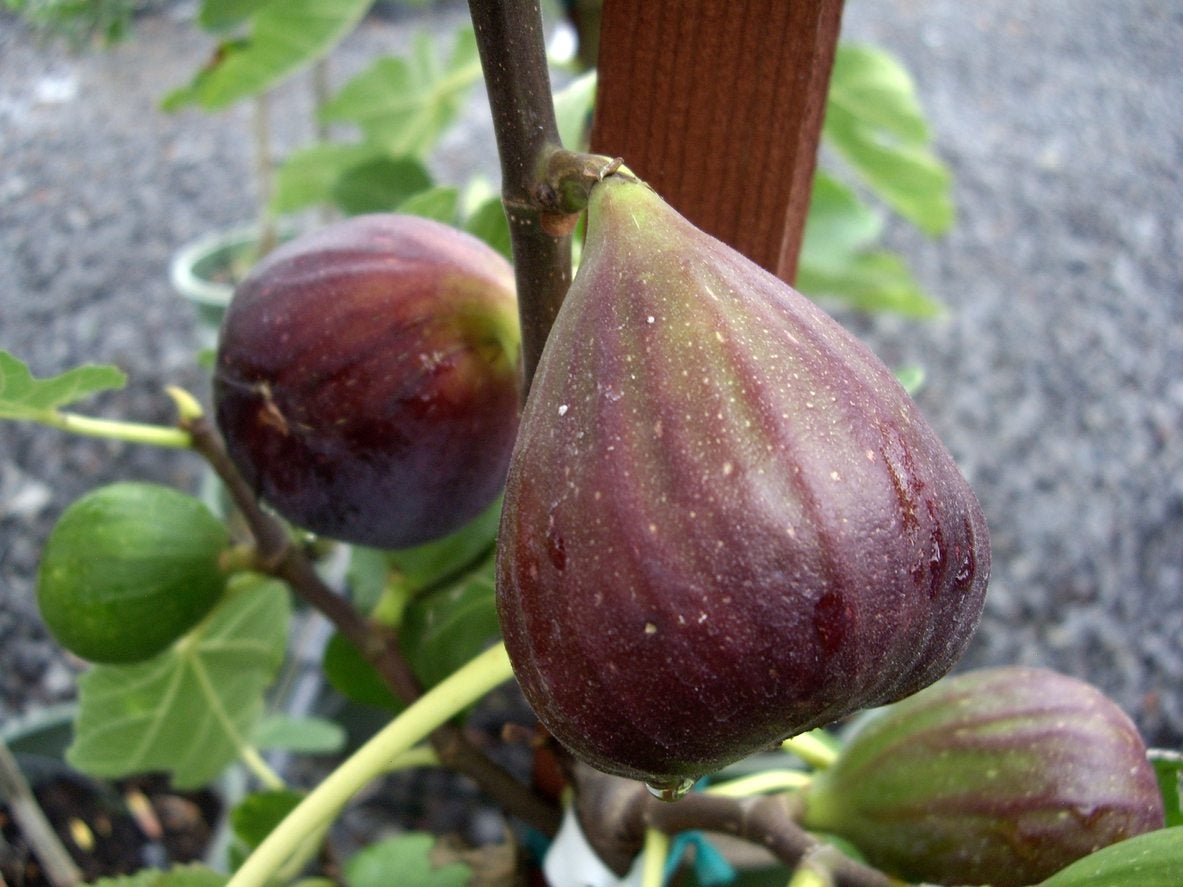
[214,214,520,549]
[37,482,229,664]
[496,173,989,787]
[801,667,1166,886]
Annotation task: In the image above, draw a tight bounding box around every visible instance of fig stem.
[36,409,192,448]
[185,416,561,835]
[639,827,670,887]
[0,738,83,887]
[573,765,890,886]
[645,794,890,887]
[240,744,286,791]
[225,643,516,887]
[467,0,574,392]
[705,770,812,798]
[781,731,840,769]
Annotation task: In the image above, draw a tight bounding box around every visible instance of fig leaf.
[318,28,481,159]
[345,833,471,887]
[1039,827,1183,887]
[0,351,125,421]
[85,864,228,887]
[825,43,954,234]
[162,0,372,111]
[66,577,290,789]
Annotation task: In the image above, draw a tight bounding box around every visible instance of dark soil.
[1,774,221,885]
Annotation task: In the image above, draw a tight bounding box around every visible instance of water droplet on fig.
[645,776,695,802]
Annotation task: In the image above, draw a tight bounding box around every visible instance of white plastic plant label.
[543,806,645,887]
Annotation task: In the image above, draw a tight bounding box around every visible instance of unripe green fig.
[214,214,520,549]
[496,173,989,787]
[37,482,229,664]
[802,667,1166,886]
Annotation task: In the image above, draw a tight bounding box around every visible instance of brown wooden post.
[589,0,845,284]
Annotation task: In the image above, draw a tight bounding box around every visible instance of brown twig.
[467,0,574,393]
[573,765,890,886]
[185,416,560,835]
[0,740,82,887]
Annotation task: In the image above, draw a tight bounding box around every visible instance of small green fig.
[802,667,1166,886]
[37,482,229,663]
[496,173,989,787]
[214,214,520,549]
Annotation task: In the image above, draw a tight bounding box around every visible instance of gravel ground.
[1,0,1181,757]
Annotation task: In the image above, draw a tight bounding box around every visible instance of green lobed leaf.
[1150,750,1183,828]
[798,174,941,316]
[253,714,346,754]
[85,863,227,887]
[344,833,470,887]
[1038,827,1183,887]
[828,44,930,145]
[893,365,926,395]
[347,545,393,613]
[553,70,598,151]
[197,0,275,31]
[400,557,499,692]
[331,155,435,215]
[385,494,502,592]
[396,186,460,224]
[322,631,403,712]
[823,44,954,235]
[319,27,481,158]
[164,0,374,110]
[797,248,942,317]
[67,577,290,789]
[270,143,384,214]
[464,196,512,260]
[229,788,306,850]
[799,173,883,268]
[0,351,125,421]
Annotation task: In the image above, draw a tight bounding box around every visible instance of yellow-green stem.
[788,864,831,887]
[706,770,812,798]
[44,410,191,448]
[640,827,670,887]
[226,642,514,887]
[782,731,839,769]
[383,745,439,773]
[240,745,286,791]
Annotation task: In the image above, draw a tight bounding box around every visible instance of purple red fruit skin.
[496,175,991,783]
[214,214,520,549]
[802,667,1166,887]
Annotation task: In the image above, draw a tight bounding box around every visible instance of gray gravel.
[2,0,1181,751]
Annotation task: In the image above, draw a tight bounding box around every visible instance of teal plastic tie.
[664,830,737,886]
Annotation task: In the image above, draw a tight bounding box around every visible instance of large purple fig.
[496,173,990,787]
[215,214,520,549]
[801,667,1166,886]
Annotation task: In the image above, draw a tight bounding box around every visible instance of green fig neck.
[585,174,681,253]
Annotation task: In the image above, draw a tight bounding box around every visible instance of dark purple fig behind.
[215,214,520,549]
[496,174,990,786]
[802,667,1166,886]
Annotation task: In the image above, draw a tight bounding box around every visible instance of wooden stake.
[590,0,845,283]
